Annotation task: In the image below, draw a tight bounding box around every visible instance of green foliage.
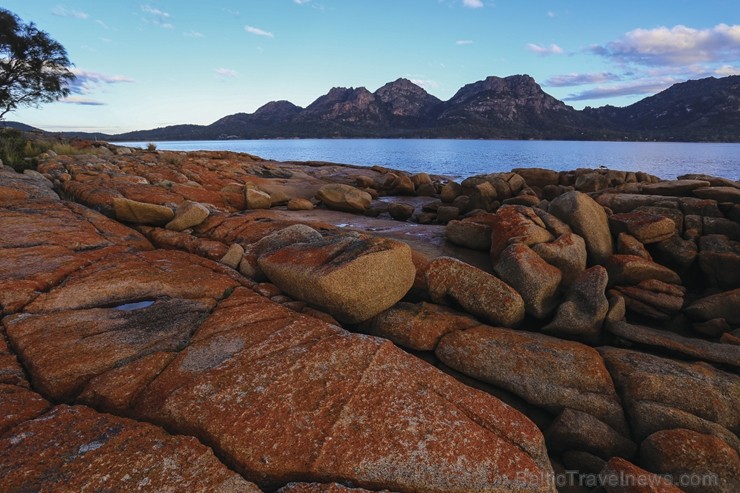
[0,8,76,119]
[0,128,33,170]
[0,128,105,171]
[146,142,157,151]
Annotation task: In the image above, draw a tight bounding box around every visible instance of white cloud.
[592,24,740,66]
[51,5,90,20]
[216,68,238,78]
[245,25,274,38]
[546,72,622,87]
[141,5,171,18]
[61,96,106,106]
[52,6,89,19]
[715,64,740,76]
[563,78,678,102]
[526,43,564,56]
[184,30,205,38]
[547,11,556,18]
[141,4,174,29]
[462,0,484,8]
[95,20,110,30]
[294,0,311,4]
[410,78,440,90]
[456,40,474,45]
[68,69,135,97]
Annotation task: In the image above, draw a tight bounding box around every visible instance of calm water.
[119,139,740,180]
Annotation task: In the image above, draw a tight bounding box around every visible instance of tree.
[0,8,75,119]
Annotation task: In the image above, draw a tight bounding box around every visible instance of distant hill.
[12,75,740,142]
[1,121,43,132]
[583,76,740,142]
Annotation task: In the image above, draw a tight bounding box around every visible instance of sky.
[3,0,739,134]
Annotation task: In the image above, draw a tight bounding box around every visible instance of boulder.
[532,233,587,287]
[220,243,245,269]
[246,188,273,210]
[436,205,460,224]
[684,288,740,326]
[599,347,740,449]
[532,208,573,237]
[549,191,613,265]
[388,202,415,221]
[364,301,479,351]
[165,200,211,231]
[692,186,740,203]
[641,179,711,196]
[617,233,653,260]
[609,212,675,244]
[605,255,682,286]
[606,320,739,368]
[494,243,562,319]
[575,172,610,192]
[440,181,462,203]
[0,404,261,493]
[599,457,684,493]
[698,235,740,289]
[239,224,324,279]
[258,236,415,324]
[489,205,554,261]
[611,280,685,321]
[512,168,559,189]
[437,326,629,435]
[287,198,315,211]
[113,197,174,225]
[382,173,415,195]
[445,213,497,251]
[543,266,609,343]
[640,428,740,493]
[545,408,636,460]
[316,184,372,213]
[425,257,525,327]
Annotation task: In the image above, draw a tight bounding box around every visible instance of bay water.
[119,139,740,180]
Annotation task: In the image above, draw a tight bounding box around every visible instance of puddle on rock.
[113,300,155,311]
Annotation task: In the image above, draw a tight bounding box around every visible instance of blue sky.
[3,0,739,134]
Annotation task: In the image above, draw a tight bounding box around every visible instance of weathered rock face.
[0,404,262,493]
[8,145,740,491]
[317,184,372,213]
[549,191,613,265]
[166,200,211,231]
[599,457,684,493]
[640,428,740,493]
[113,196,175,225]
[436,326,629,435]
[532,233,587,287]
[489,205,553,261]
[1,168,556,493]
[126,290,554,492]
[494,242,562,319]
[605,255,682,286]
[599,348,740,451]
[258,236,416,323]
[543,266,609,343]
[425,257,526,327]
[545,408,636,460]
[364,301,479,351]
[609,211,676,244]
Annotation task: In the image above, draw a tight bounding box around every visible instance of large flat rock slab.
[126,289,553,492]
[0,404,261,493]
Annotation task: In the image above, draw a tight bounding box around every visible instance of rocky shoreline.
[1,141,738,492]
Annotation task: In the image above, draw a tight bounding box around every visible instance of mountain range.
[11,74,740,142]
